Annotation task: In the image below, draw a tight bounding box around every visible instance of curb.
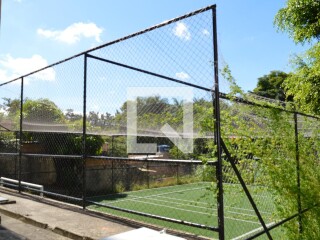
[0,207,48,228]
[0,207,93,240]
[0,189,210,240]
[53,227,95,240]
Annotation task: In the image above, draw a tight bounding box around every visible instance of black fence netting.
[217,91,320,239]
[0,4,319,240]
[0,79,21,185]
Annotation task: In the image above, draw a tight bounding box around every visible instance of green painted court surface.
[88,182,277,239]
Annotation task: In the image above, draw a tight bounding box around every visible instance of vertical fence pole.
[221,139,273,239]
[111,159,114,193]
[111,135,114,156]
[147,160,150,188]
[18,77,24,193]
[176,163,179,184]
[82,53,88,210]
[294,112,302,234]
[212,6,224,240]
[15,132,18,179]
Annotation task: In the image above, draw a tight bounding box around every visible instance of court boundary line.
[108,186,205,204]
[157,195,272,215]
[87,181,211,199]
[121,194,260,219]
[109,197,261,225]
[107,185,273,218]
[89,181,274,227]
[231,221,276,240]
[92,184,273,222]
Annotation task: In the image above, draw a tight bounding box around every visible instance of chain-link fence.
[217,92,320,239]
[0,4,319,240]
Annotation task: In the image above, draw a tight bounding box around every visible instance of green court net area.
[88,182,276,239]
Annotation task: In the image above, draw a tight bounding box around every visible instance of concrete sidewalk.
[0,190,134,240]
[1,214,70,240]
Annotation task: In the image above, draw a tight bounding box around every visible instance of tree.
[87,111,99,126]
[1,98,21,117]
[275,0,320,115]
[252,71,290,101]
[117,96,170,115]
[65,109,82,122]
[23,98,65,123]
[284,43,320,114]
[101,112,114,128]
[274,0,320,43]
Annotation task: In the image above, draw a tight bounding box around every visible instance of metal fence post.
[15,131,18,179]
[82,53,88,210]
[176,163,179,184]
[221,139,273,240]
[18,77,24,193]
[212,6,224,239]
[111,135,114,156]
[111,158,114,193]
[294,112,302,234]
[147,161,150,188]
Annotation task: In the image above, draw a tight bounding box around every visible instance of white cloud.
[175,72,190,80]
[202,29,210,36]
[0,54,55,83]
[37,22,103,44]
[173,22,191,41]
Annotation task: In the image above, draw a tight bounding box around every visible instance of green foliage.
[253,71,291,101]
[0,132,17,152]
[0,98,66,129]
[115,182,126,193]
[195,164,216,182]
[1,98,21,117]
[169,145,189,159]
[222,103,320,238]
[65,109,82,122]
[215,67,320,239]
[0,98,21,128]
[274,1,320,116]
[221,65,243,96]
[23,98,65,123]
[284,42,320,115]
[73,135,105,155]
[104,136,127,157]
[274,0,320,43]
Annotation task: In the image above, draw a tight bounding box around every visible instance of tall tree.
[65,109,82,122]
[253,71,290,101]
[284,43,320,114]
[274,0,320,43]
[1,98,21,117]
[275,0,320,115]
[23,98,65,123]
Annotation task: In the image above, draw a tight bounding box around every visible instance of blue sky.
[0,0,311,114]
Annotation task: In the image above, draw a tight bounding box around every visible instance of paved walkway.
[0,190,134,240]
[0,214,70,240]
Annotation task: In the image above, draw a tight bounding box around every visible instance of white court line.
[225,205,272,215]
[89,181,210,199]
[92,182,273,223]
[118,198,261,225]
[133,195,258,218]
[157,195,272,215]
[110,186,205,204]
[157,195,211,205]
[108,185,272,220]
[231,222,276,240]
